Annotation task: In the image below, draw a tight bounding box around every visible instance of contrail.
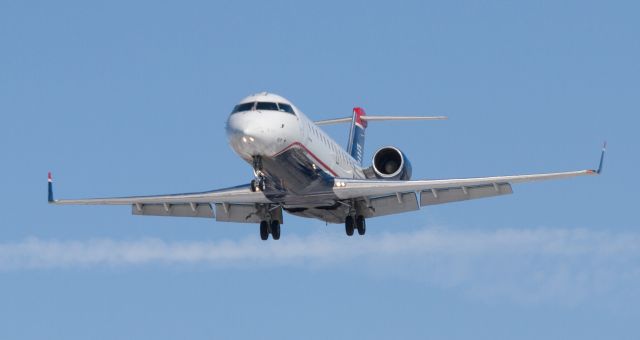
[1,227,639,303]
[1,228,638,267]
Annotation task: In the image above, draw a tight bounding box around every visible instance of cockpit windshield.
[231,102,255,113]
[278,103,295,114]
[256,102,279,111]
[230,101,296,115]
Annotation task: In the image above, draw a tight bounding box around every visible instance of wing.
[334,144,606,217]
[48,183,269,205]
[47,173,270,219]
[334,169,598,200]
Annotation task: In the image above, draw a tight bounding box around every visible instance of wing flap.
[215,203,283,224]
[132,203,214,218]
[420,183,512,206]
[356,192,419,218]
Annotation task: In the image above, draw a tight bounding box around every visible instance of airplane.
[47,92,606,240]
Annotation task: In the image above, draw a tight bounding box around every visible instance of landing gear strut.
[345,215,366,236]
[252,155,263,171]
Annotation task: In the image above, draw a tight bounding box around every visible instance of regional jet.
[48,92,606,240]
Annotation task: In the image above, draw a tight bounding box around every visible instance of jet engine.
[369,146,412,180]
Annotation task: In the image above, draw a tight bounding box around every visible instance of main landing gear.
[256,203,283,241]
[250,155,267,192]
[260,220,281,241]
[345,215,366,236]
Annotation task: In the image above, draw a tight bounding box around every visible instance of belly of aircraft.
[259,147,339,206]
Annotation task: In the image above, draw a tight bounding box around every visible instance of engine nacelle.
[369,146,412,180]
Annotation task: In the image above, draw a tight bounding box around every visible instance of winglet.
[48,172,54,203]
[587,142,607,175]
[596,141,607,174]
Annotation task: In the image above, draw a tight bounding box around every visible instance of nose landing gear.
[250,177,266,192]
[250,156,267,192]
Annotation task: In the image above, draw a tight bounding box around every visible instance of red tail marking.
[353,107,367,128]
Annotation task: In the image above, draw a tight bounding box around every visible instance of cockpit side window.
[231,102,255,114]
[255,102,279,111]
[277,103,295,115]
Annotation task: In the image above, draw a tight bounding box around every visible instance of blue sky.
[1,1,638,339]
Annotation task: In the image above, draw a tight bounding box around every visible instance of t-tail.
[347,107,368,165]
[314,110,448,166]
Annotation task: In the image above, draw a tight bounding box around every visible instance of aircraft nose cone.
[227,115,259,140]
[226,110,298,158]
[226,112,268,157]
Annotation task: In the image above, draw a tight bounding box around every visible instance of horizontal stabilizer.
[361,115,448,122]
[315,115,447,126]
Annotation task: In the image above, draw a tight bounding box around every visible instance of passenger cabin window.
[231,102,255,114]
[256,102,279,111]
[278,103,295,114]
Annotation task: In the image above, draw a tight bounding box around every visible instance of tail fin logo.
[347,107,367,165]
[354,107,368,129]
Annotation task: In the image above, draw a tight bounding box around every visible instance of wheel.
[345,216,354,236]
[356,215,366,235]
[260,220,269,240]
[271,220,281,240]
[250,179,257,192]
[258,178,266,191]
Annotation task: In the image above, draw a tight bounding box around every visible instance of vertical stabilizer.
[346,107,367,165]
[48,172,54,203]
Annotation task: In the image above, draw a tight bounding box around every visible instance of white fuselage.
[226,101,365,180]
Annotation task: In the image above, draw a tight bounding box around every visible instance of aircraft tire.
[345,216,354,236]
[260,220,269,240]
[356,215,366,235]
[271,220,281,240]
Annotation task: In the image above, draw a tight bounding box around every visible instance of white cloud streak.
[1,227,639,303]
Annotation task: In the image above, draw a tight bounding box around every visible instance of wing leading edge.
[47,173,270,206]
